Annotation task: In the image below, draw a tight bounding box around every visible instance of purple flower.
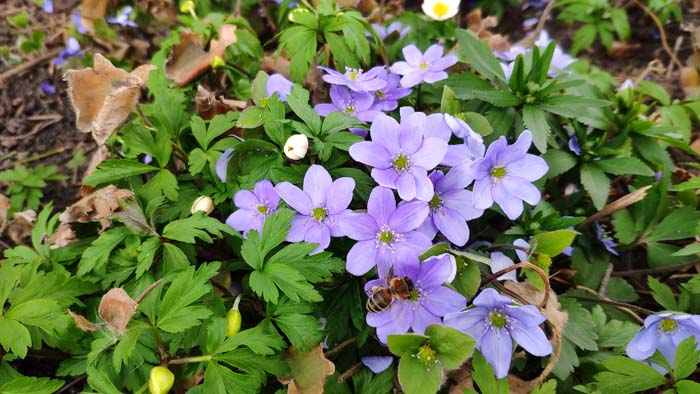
[266,74,293,102]
[275,165,355,254]
[595,222,619,256]
[361,356,393,373]
[40,82,56,95]
[472,130,548,220]
[314,85,383,123]
[226,180,280,237]
[44,0,53,13]
[71,12,88,34]
[370,72,412,112]
[422,111,485,166]
[417,163,484,246]
[568,134,581,156]
[53,37,83,66]
[389,44,458,88]
[371,21,411,40]
[349,112,448,201]
[107,6,138,28]
[366,254,467,343]
[318,65,387,92]
[339,186,431,277]
[627,313,700,366]
[444,288,552,378]
[489,239,530,281]
[215,148,234,183]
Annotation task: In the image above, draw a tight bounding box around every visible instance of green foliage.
[0,164,68,213]
[556,0,630,54]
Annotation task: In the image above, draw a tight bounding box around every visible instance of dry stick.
[337,362,363,383]
[482,262,551,308]
[530,320,562,388]
[598,262,614,297]
[325,337,357,358]
[0,48,62,87]
[56,374,87,394]
[574,285,648,322]
[134,278,165,304]
[666,35,684,79]
[579,185,652,226]
[259,1,277,31]
[0,121,47,142]
[631,0,683,69]
[612,260,700,277]
[519,0,557,47]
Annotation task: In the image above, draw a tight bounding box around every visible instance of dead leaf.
[58,185,134,229]
[260,55,291,79]
[79,0,108,35]
[504,281,568,335]
[196,85,248,120]
[99,288,138,335]
[165,25,238,87]
[281,345,335,394]
[48,224,77,249]
[0,193,10,234]
[681,66,700,98]
[607,41,642,58]
[65,54,156,145]
[68,310,100,332]
[4,210,36,242]
[83,145,110,187]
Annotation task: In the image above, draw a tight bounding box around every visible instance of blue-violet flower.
[318,65,387,92]
[627,312,700,366]
[389,44,457,88]
[226,180,280,237]
[314,85,383,123]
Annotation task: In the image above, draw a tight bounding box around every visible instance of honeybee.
[366,277,415,313]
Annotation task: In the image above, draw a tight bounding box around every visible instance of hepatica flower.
[390,44,458,88]
[595,222,619,256]
[370,72,412,112]
[423,111,485,166]
[366,254,466,343]
[275,165,355,254]
[472,130,548,220]
[444,288,552,378]
[53,37,83,66]
[71,12,88,34]
[349,112,447,201]
[107,6,138,27]
[314,85,382,122]
[43,0,54,13]
[627,313,700,366]
[266,74,293,102]
[489,239,530,281]
[418,163,484,246]
[226,180,280,237]
[318,65,387,92]
[371,21,411,40]
[340,186,431,277]
[422,0,460,21]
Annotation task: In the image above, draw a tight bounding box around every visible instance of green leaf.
[397,352,442,394]
[0,376,64,394]
[677,380,700,394]
[560,297,598,351]
[531,230,578,256]
[388,334,428,356]
[83,159,157,186]
[287,86,322,135]
[648,276,677,310]
[580,163,610,210]
[522,105,550,152]
[447,73,522,107]
[532,380,557,394]
[612,209,641,245]
[324,131,364,151]
[671,178,700,192]
[352,369,394,394]
[85,366,122,394]
[673,243,700,256]
[451,256,481,300]
[0,317,31,358]
[543,149,577,177]
[162,212,237,243]
[273,311,324,350]
[157,263,218,333]
[648,206,700,242]
[595,157,654,176]
[260,208,295,257]
[77,226,131,276]
[674,336,700,381]
[455,29,506,83]
[424,324,475,369]
[237,107,265,129]
[216,325,286,355]
[262,262,322,303]
[136,237,161,278]
[142,169,179,201]
[571,25,596,55]
[471,351,509,394]
[461,112,493,136]
[638,80,670,105]
[609,9,631,40]
[202,361,260,394]
[594,356,666,393]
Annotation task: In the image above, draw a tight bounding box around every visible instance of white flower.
[190,196,215,215]
[284,134,309,160]
[422,0,460,21]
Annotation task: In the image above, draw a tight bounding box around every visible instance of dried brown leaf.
[260,55,291,79]
[48,223,77,249]
[166,25,238,87]
[504,281,568,334]
[4,210,36,242]
[65,54,155,145]
[607,41,642,58]
[58,185,134,226]
[681,66,700,98]
[283,345,335,394]
[0,193,10,233]
[196,85,248,120]
[83,145,110,187]
[68,310,99,332]
[209,25,238,58]
[98,288,138,335]
[79,0,108,35]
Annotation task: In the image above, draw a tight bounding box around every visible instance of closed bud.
[179,0,195,14]
[148,366,174,394]
[191,196,215,215]
[211,55,225,69]
[226,295,242,337]
[284,134,309,161]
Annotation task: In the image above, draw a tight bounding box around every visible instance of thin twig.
[612,260,700,277]
[482,262,551,308]
[630,0,683,69]
[598,262,614,297]
[519,0,556,47]
[57,374,87,393]
[666,35,684,79]
[134,278,164,304]
[324,337,357,358]
[579,185,652,226]
[0,48,62,86]
[337,362,363,383]
[572,296,651,320]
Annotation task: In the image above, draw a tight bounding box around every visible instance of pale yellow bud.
[211,55,225,69]
[180,1,195,14]
[283,134,309,161]
[190,196,215,215]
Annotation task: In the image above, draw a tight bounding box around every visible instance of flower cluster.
[627,313,700,367]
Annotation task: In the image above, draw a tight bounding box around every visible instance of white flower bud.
[284,134,309,161]
[191,196,215,215]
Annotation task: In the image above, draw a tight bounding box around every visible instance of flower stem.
[168,354,213,365]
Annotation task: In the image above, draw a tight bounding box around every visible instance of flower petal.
[423,287,467,317]
[326,177,355,214]
[471,178,494,210]
[396,173,417,201]
[349,141,392,169]
[434,206,470,246]
[508,322,552,357]
[347,240,378,276]
[413,170,434,202]
[472,288,513,309]
[492,183,524,220]
[411,306,441,334]
[234,190,259,210]
[286,215,308,243]
[389,201,429,232]
[401,45,423,66]
[502,176,541,206]
[507,154,548,181]
[489,252,517,282]
[372,168,399,190]
[275,182,312,215]
[370,114,401,154]
[497,130,532,164]
[390,301,414,334]
[442,189,484,221]
[226,209,260,234]
[481,328,513,379]
[422,71,449,84]
[339,213,378,241]
[411,137,448,170]
[368,186,397,225]
[304,223,331,254]
[399,73,424,88]
[361,356,393,374]
[304,165,333,206]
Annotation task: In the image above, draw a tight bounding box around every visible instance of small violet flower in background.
[417,162,484,246]
[390,44,457,88]
[444,288,552,379]
[489,239,530,281]
[107,6,138,28]
[361,356,393,373]
[349,112,447,201]
[595,222,619,256]
[266,74,293,102]
[275,165,355,254]
[627,312,700,366]
[422,0,460,21]
[568,134,581,156]
[71,12,88,34]
[40,82,56,95]
[215,148,234,183]
[226,180,280,237]
[314,85,383,123]
[53,37,83,66]
[366,254,466,343]
[340,186,431,277]
[371,21,411,40]
[318,65,387,92]
[43,0,53,13]
[370,71,412,112]
[472,130,548,220]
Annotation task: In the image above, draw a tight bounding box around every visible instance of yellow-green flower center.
[393,154,410,171]
[429,193,442,210]
[344,105,355,114]
[433,2,449,17]
[348,69,358,81]
[415,344,438,365]
[490,311,507,328]
[257,205,268,215]
[379,230,393,243]
[659,318,678,333]
[260,96,270,107]
[419,61,428,71]
[312,207,327,221]
[375,90,385,99]
[408,290,420,302]
[491,166,507,179]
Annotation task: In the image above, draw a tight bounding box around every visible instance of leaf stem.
[168,354,213,365]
